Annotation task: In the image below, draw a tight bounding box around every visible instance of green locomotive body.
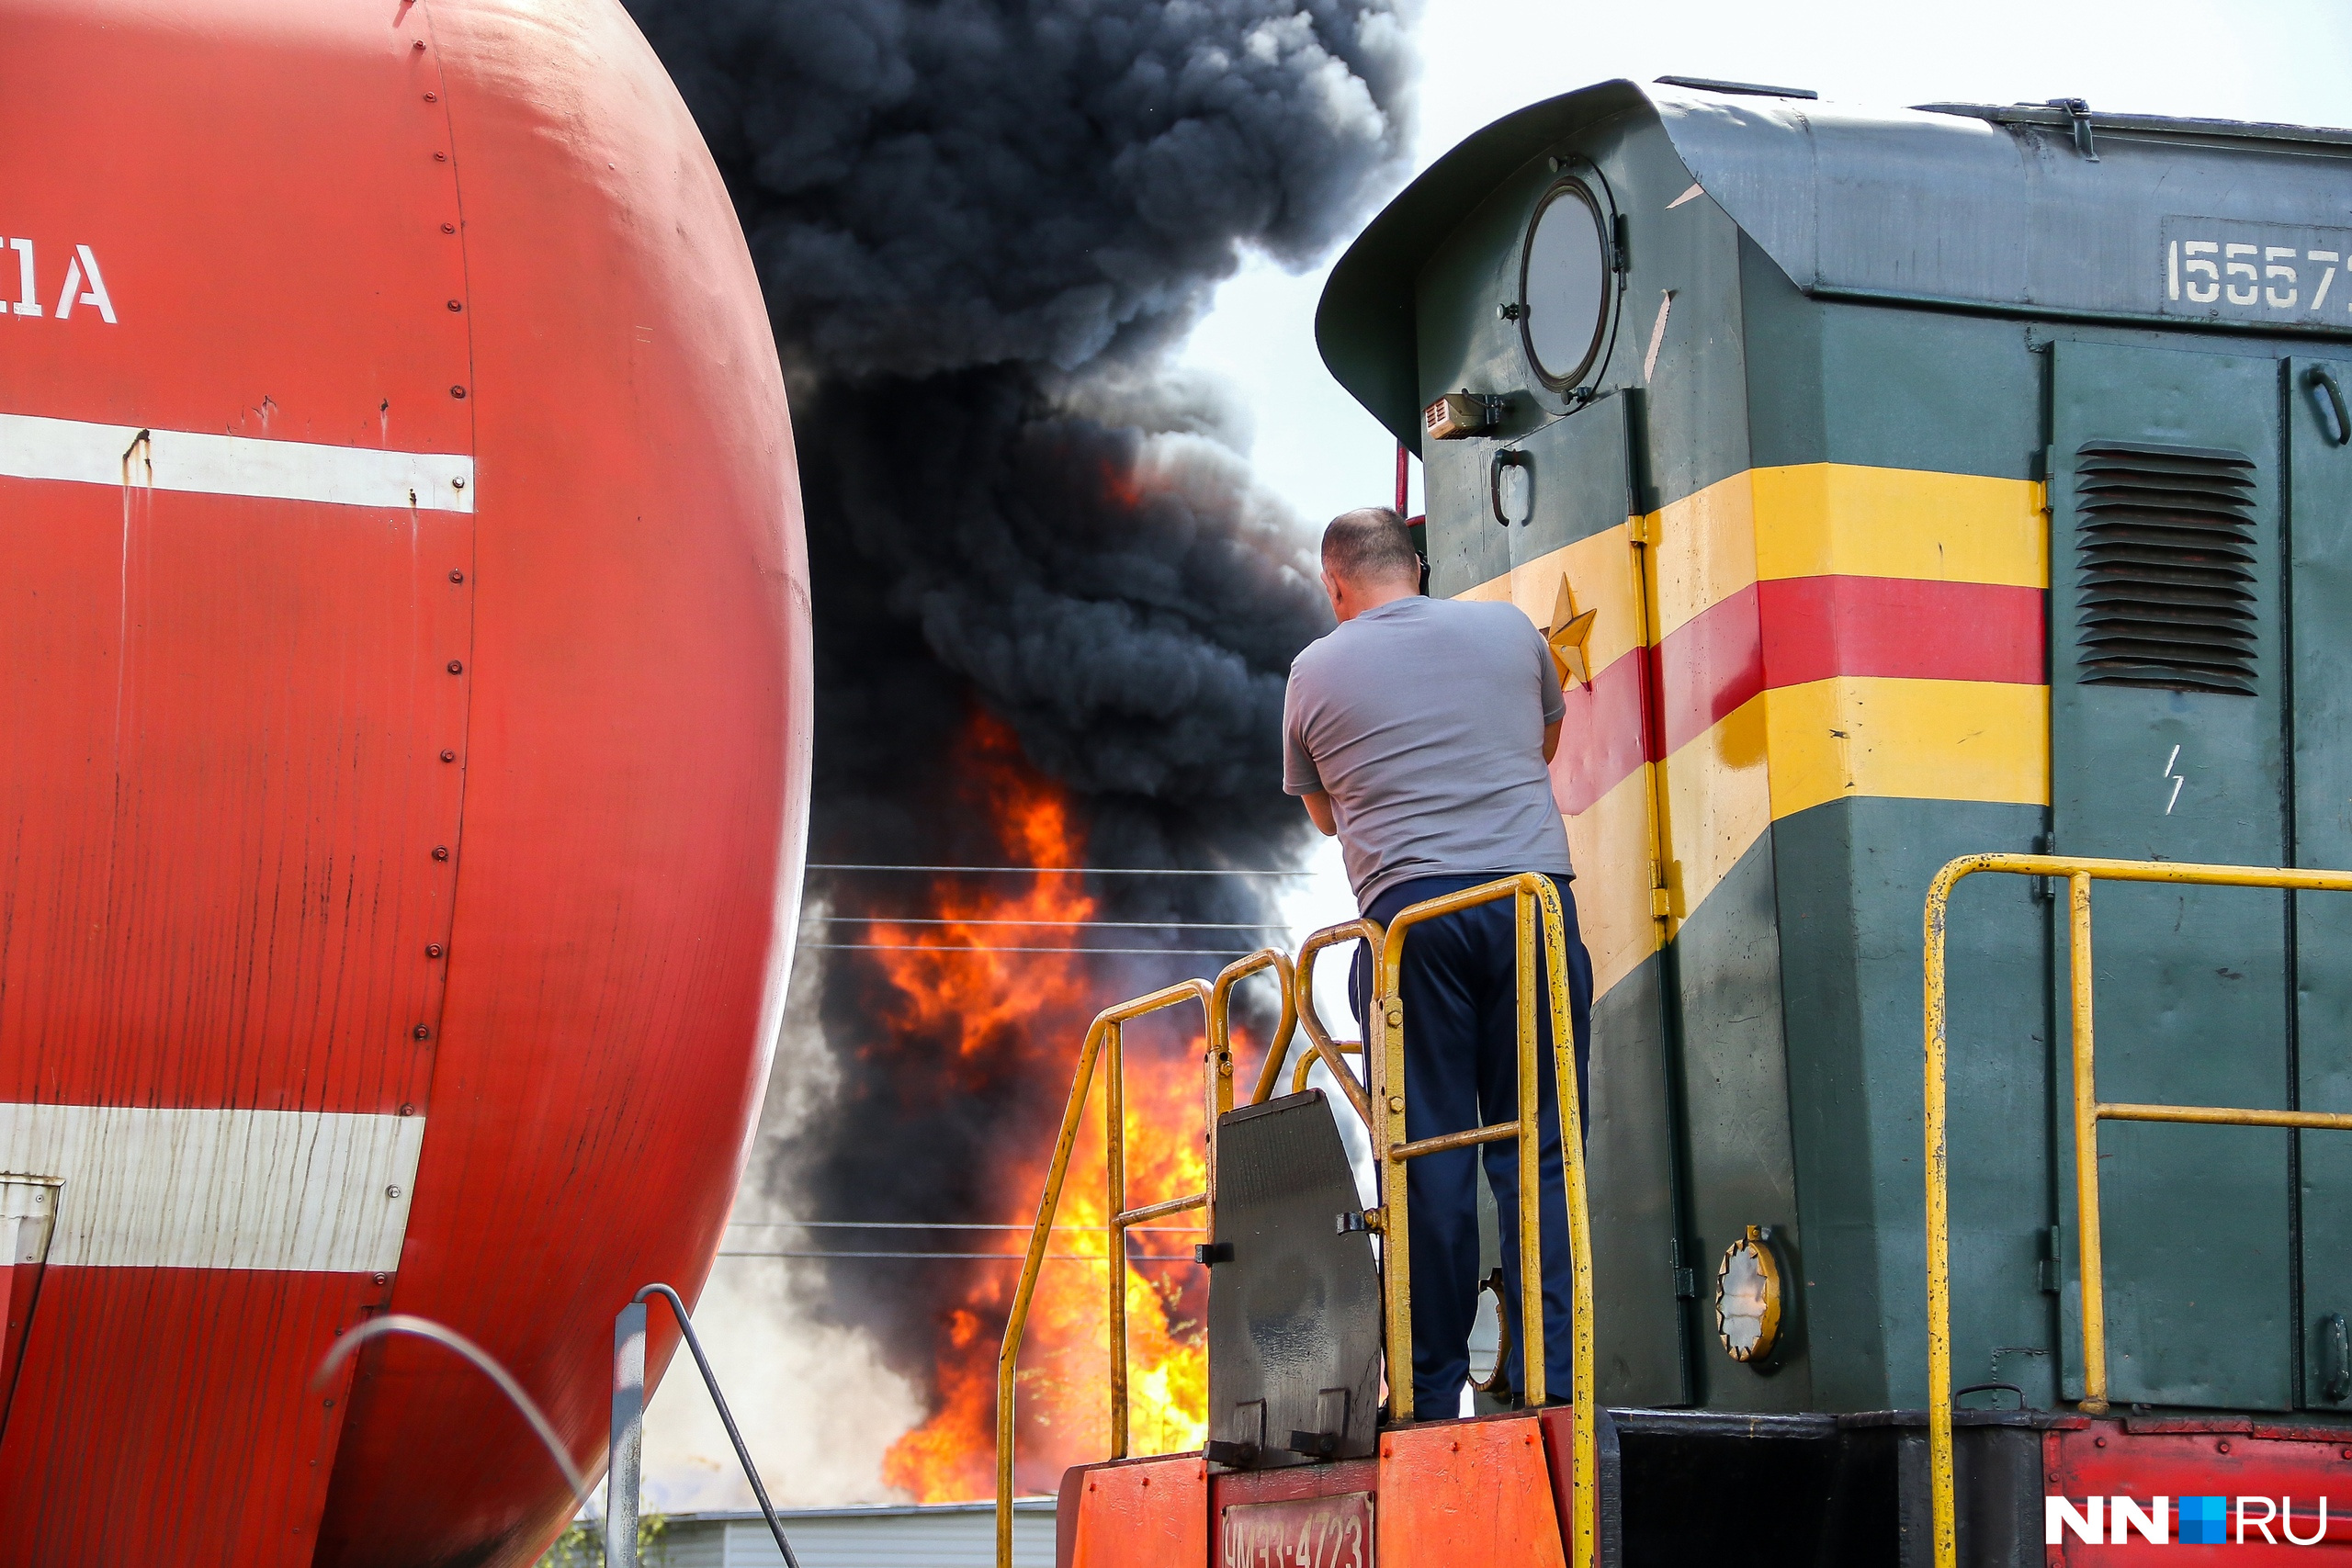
[1310,77,2352,1558]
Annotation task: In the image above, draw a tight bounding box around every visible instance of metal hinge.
[2046,97,2098,161]
[1671,1239,1698,1300]
[2039,1224,2063,1294]
[1626,513,1653,546]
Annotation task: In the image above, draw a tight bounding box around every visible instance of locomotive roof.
[1319,79,2352,451]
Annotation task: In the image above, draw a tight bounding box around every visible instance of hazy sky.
[1182,0,2352,535]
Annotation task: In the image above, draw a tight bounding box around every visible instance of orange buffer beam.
[1057,1411,1577,1568]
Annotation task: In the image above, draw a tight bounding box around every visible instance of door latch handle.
[2321,1312,2350,1402]
[2306,367,2351,447]
[1490,448,1532,526]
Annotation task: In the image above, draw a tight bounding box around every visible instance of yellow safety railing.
[1923,852,2352,1568]
[993,874,1598,1568]
[1375,874,1596,1568]
[993,951,1294,1568]
[1285,917,1381,1124]
[1292,1038,1363,1098]
[1217,948,1298,1209]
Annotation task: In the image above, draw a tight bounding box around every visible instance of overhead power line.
[717,1248,1198,1263]
[808,863,1317,877]
[804,916,1296,931]
[727,1220,1201,1233]
[799,942,1261,956]
[720,1218,1212,1259]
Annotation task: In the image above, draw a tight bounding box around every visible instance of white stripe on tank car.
[0,412,473,513]
[0,1103,426,1272]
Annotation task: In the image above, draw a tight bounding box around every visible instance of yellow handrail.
[1293,1040,1363,1097]
[1923,852,2352,1568]
[993,951,1294,1568]
[1289,918,1382,1126]
[1375,874,1596,1568]
[994,878,1599,1568]
[1220,948,1298,1111]
[1210,949,1295,1269]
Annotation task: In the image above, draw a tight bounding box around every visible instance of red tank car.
[0,2,809,1563]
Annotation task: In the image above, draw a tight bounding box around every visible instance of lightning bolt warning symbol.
[2163,744,2185,815]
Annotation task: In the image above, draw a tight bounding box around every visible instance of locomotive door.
[1456,392,1691,1406]
[2048,340,2294,1412]
[2286,354,2352,1414]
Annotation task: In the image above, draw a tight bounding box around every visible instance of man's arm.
[1301,790,1337,836]
[1544,717,1561,763]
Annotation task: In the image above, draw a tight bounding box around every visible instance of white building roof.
[650,1498,1057,1568]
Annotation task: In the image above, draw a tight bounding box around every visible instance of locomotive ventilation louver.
[2075,441,2259,694]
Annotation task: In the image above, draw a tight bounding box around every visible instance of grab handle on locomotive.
[2308,364,2352,446]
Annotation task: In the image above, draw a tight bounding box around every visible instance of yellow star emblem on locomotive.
[1545,573,1599,689]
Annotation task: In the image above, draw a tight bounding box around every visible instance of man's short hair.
[1322,507,1419,584]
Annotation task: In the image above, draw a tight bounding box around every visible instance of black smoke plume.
[623,0,1418,1449]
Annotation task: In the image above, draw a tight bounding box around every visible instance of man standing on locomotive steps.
[1283,505,1592,1417]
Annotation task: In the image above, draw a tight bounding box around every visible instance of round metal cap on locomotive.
[0,3,810,1564]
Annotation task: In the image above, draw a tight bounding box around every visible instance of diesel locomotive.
[1029,78,2352,1566]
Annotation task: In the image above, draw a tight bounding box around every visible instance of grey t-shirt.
[1283,595,1572,910]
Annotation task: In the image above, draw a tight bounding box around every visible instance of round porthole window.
[1520,179,1611,390]
[1715,1224,1784,1363]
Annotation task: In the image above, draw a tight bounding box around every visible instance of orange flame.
[871,715,1210,1502]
